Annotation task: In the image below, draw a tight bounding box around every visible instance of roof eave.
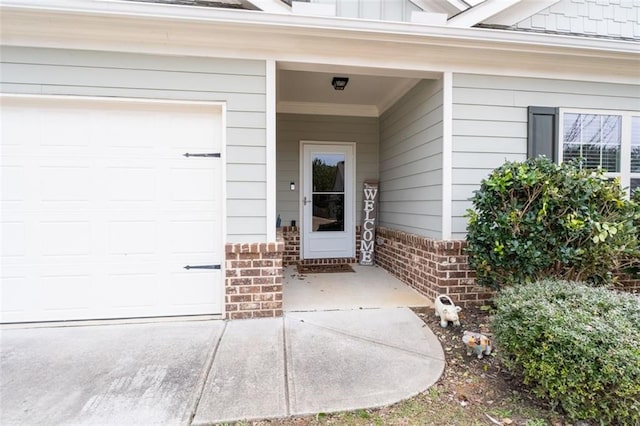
[1,0,637,55]
[1,0,639,86]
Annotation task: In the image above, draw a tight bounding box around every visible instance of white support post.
[266,59,277,242]
[442,71,453,240]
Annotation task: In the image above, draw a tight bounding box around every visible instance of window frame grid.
[559,108,637,196]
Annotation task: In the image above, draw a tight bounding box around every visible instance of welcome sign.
[359,181,379,266]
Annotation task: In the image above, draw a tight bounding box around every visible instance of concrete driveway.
[1,320,221,425]
[1,308,445,425]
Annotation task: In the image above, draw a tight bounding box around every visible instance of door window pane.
[312,154,345,192]
[311,153,345,232]
[312,194,344,231]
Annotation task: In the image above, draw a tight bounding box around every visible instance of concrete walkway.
[1,308,445,425]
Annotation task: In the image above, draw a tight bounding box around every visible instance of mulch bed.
[296,263,355,274]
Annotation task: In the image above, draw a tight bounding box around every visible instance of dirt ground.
[246,305,570,426]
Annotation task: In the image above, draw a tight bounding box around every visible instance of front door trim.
[299,141,356,260]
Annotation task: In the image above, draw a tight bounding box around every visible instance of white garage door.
[1,95,225,323]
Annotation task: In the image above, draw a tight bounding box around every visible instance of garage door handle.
[184,264,221,270]
[183,153,221,158]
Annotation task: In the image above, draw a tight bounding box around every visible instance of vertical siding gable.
[310,0,420,22]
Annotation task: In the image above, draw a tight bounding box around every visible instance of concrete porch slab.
[283,264,432,312]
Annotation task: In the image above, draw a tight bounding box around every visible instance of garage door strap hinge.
[183,153,221,158]
[184,264,221,270]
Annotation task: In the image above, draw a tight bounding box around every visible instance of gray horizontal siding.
[0,83,266,112]
[451,73,640,239]
[1,46,267,243]
[1,63,266,94]
[0,47,267,75]
[379,78,444,239]
[276,114,379,227]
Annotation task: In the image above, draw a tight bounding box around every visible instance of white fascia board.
[2,0,637,56]
[447,0,522,28]
[483,0,561,26]
[277,62,442,79]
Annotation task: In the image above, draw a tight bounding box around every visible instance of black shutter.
[527,107,559,162]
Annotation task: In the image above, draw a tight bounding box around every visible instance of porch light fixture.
[290,182,296,191]
[331,77,349,91]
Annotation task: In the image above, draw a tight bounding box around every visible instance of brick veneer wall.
[281,225,362,267]
[375,226,640,305]
[281,226,300,266]
[617,274,640,294]
[375,227,492,307]
[224,234,284,319]
[225,227,637,319]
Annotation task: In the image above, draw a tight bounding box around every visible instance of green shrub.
[626,190,640,279]
[466,157,639,289]
[492,280,640,424]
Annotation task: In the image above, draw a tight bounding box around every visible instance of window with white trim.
[559,109,640,195]
[631,116,640,192]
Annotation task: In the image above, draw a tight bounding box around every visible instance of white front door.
[301,142,355,259]
[1,95,225,323]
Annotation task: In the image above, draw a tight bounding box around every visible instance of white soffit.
[276,69,421,117]
[377,78,422,115]
[482,0,561,26]
[448,0,522,27]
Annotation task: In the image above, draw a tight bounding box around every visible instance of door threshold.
[1,314,224,330]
